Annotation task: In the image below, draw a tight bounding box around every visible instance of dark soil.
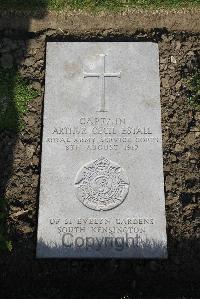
[0,25,199,299]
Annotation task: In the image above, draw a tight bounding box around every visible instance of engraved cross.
[83,54,121,112]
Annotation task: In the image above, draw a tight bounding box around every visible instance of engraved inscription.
[74,157,129,211]
[83,54,121,112]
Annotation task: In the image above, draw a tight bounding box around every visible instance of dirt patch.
[0,25,199,298]
[0,9,200,33]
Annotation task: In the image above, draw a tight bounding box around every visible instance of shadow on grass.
[0,4,47,251]
[0,236,200,298]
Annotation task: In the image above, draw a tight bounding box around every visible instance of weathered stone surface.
[37,42,167,258]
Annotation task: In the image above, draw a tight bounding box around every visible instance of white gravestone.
[37,42,167,258]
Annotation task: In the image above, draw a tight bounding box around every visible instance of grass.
[0,198,12,252]
[0,0,199,11]
[185,70,200,110]
[0,69,38,131]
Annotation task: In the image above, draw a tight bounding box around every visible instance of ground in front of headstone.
[0,28,199,298]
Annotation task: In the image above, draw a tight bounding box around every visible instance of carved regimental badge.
[74,157,129,211]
